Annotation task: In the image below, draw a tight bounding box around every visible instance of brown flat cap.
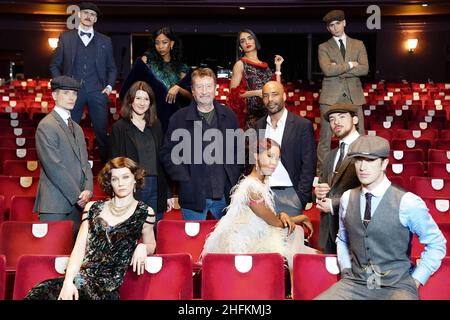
[324,102,359,122]
[323,9,345,24]
[347,135,390,159]
[79,2,101,16]
[51,76,81,91]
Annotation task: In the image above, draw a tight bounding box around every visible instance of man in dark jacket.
[160,68,241,220]
[50,2,117,163]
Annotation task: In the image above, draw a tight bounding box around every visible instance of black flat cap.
[51,76,81,91]
[79,2,101,16]
[323,9,345,24]
[324,102,359,122]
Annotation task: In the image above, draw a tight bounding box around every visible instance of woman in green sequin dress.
[25,157,156,300]
[141,27,192,132]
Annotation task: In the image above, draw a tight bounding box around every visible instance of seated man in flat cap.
[50,1,117,164]
[316,135,446,300]
[34,75,93,241]
[317,9,368,176]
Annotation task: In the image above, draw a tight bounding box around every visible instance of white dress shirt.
[264,108,293,187]
[78,26,94,47]
[332,130,360,172]
[54,106,71,126]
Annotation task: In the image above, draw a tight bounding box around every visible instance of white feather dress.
[201,175,317,268]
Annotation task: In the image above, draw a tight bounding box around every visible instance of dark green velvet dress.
[25,200,152,300]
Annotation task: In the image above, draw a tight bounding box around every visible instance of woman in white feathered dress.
[201,138,317,270]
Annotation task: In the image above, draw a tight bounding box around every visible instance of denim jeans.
[136,176,163,223]
[181,196,227,220]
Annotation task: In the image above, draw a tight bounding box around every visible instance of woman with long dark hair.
[227,29,284,129]
[110,81,169,223]
[120,27,192,133]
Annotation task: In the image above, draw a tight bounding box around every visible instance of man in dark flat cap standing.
[316,135,446,300]
[50,2,117,163]
[317,9,368,176]
[34,76,93,241]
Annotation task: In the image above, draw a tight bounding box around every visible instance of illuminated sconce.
[407,38,418,53]
[48,38,59,50]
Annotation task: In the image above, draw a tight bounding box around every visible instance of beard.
[266,103,284,115]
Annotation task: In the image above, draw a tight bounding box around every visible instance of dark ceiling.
[0,0,450,19]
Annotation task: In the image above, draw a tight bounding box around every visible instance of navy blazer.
[254,110,317,208]
[160,100,242,211]
[50,29,117,88]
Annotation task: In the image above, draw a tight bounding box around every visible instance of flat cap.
[324,102,359,122]
[323,9,345,24]
[347,135,390,159]
[50,76,81,91]
[79,2,101,16]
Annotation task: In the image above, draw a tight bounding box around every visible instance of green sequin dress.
[24,200,152,300]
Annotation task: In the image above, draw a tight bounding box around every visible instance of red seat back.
[201,253,285,300]
[422,198,450,224]
[410,177,450,198]
[12,254,69,300]
[292,253,340,300]
[0,255,5,300]
[10,196,39,222]
[0,221,73,270]
[120,253,193,300]
[156,220,217,262]
[428,162,450,179]
[0,176,39,212]
[3,160,40,177]
[418,257,450,300]
[428,149,450,162]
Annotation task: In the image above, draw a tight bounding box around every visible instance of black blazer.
[254,110,317,208]
[50,29,117,88]
[110,118,168,213]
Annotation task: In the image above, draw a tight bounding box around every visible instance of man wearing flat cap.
[316,135,446,300]
[34,76,93,241]
[317,9,368,176]
[50,1,117,163]
[314,102,361,253]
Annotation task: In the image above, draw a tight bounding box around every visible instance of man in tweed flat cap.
[34,75,93,241]
[316,9,368,177]
[316,135,446,300]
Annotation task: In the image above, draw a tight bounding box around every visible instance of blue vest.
[72,36,102,92]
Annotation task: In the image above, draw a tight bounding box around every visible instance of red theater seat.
[12,254,69,300]
[120,253,193,300]
[3,160,40,177]
[428,149,450,162]
[201,253,285,300]
[389,149,424,163]
[292,253,340,300]
[418,257,450,300]
[0,255,5,300]
[422,198,450,224]
[10,196,38,222]
[156,220,217,268]
[428,162,450,178]
[410,177,450,198]
[0,176,39,212]
[0,221,73,270]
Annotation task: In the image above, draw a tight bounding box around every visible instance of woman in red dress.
[227,29,284,129]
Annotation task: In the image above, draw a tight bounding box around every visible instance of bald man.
[254,81,316,228]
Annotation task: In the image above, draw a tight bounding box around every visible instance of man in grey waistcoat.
[34,76,93,240]
[316,135,446,300]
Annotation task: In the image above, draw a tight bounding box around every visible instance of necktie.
[67,117,75,137]
[80,31,92,38]
[334,142,346,173]
[339,39,346,59]
[363,193,373,227]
